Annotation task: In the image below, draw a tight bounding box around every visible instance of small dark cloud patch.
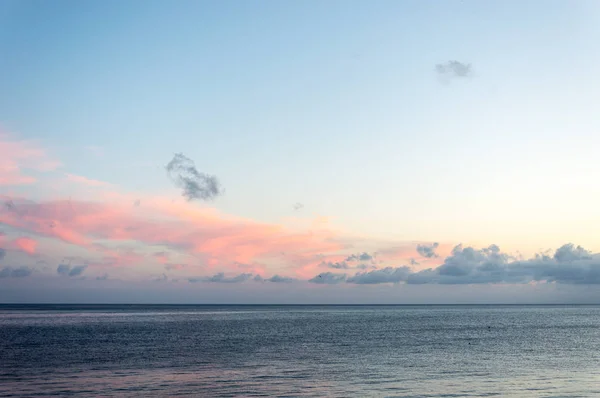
[308,272,346,284]
[189,272,252,283]
[322,261,350,270]
[96,274,109,281]
[57,264,87,277]
[166,153,223,201]
[0,248,5,260]
[133,199,141,207]
[410,258,419,266]
[254,274,297,283]
[4,200,16,212]
[356,264,377,270]
[293,202,304,211]
[417,242,439,258]
[435,60,472,79]
[346,252,374,262]
[347,266,411,284]
[0,266,32,278]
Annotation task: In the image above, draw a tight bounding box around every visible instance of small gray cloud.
[346,252,374,262]
[154,273,168,282]
[254,274,298,283]
[0,248,5,260]
[166,153,223,201]
[133,199,141,207]
[293,202,304,211]
[322,261,350,270]
[410,258,419,266]
[57,264,88,277]
[347,266,411,285]
[4,200,16,212]
[96,274,109,281]
[435,60,472,78]
[309,272,347,284]
[189,272,253,283]
[417,242,439,258]
[356,263,377,270]
[164,263,186,271]
[0,266,32,278]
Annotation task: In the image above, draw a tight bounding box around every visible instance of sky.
[1,0,600,303]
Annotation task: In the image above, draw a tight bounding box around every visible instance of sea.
[1,305,599,397]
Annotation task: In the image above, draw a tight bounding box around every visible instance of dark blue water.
[1,305,600,397]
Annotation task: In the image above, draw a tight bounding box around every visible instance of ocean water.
[1,305,600,397]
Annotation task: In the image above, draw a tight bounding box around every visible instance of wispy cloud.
[13,237,37,255]
[65,173,111,187]
[0,132,59,186]
[435,60,472,79]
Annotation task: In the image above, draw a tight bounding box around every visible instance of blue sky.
[1,1,599,302]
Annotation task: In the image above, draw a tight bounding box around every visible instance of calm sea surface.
[1,305,600,397]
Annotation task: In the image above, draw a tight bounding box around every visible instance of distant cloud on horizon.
[0,266,32,278]
[57,264,87,277]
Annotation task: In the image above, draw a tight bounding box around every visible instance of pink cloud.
[0,133,438,279]
[0,195,345,276]
[12,237,38,254]
[65,173,111,187]
[0,132,60,186]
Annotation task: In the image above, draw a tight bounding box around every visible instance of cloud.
[0,196,342,271]
[0,248,5,260]
[254,274,297,283]
[309,272,347,284]
[189,272,253,283]
[65,173,110,187]
[356,263,377,270]
[435,60,472,78]
[96,273,108,281]
[293,203,304,211]
[57,264,88,277]
[405,243,600,285]
[164,263,185,271]
[346,252,374,262]
[410,258,419,266]
[322,261,350,269]
[0,132,60,186]
[0,266,32,278]
[554,243,591,262]
[13,237,37,254]
[416,242,439,258]
[347,266,411,284]
[165,153,223,201]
